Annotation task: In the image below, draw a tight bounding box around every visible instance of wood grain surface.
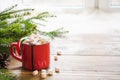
[8,34,120,80]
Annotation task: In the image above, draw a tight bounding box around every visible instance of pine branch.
[0,12,31,27]
[38,27,69,39]
[26,12,55,21]
[0,4,32,21]
[0,8,34,17]
[0,11,31,20]
[0,69,17,80]
[0,19,37,39]
[0,5,68,55]
[10,11,31,18]
[0,11,32,21]
[0,4,18,14]
[9,17,24,25]
[0,20,8,27]
[0,14,11,21]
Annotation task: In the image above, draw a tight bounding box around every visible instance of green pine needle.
[0,4,18,14]
[0,8,34,16]
[0,69,17,80]
[39,27,69,39]
[0,4,68,55]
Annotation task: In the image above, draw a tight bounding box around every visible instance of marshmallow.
[23,35,49,46]
[55,67,60,73]
[47,69,53,76]
[41,69,47,79]
[32,70,39,76]
[54,55,58,61]
[57,51,62,56]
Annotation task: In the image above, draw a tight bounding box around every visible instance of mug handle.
[10,40,22,62]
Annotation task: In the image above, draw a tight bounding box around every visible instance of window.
[1,0,120,11]
[110,0,120,8]
[51,0,85,8]
[23,0,85,8]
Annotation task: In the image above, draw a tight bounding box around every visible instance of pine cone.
[0,53,9,69]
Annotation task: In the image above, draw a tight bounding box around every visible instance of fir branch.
[0,11,32,21]
[9,17,24,25]
[10,11,31,18]
[0,20,8,27]
[0,14,11,21]
[0,37,18,44]
[0,5,68,55]
[37,12,56,18]
[1,11,31,20]
[0,4,18,14]
[0,69,17,80]
[0,12,31,25]
[26,12,55,21]
[38,27,69,39]
[0,8,34,16]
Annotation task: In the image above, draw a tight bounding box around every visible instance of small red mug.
[10,39,50,70]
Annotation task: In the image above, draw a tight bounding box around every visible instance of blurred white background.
[1,0,120,35]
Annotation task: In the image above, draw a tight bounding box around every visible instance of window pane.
[29,0,85,7]
[52,0,85,7]
[110,0,120,7]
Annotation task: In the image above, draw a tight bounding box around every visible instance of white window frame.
[1,0,120,12]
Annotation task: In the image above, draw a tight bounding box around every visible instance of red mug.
[10,39,50,70]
